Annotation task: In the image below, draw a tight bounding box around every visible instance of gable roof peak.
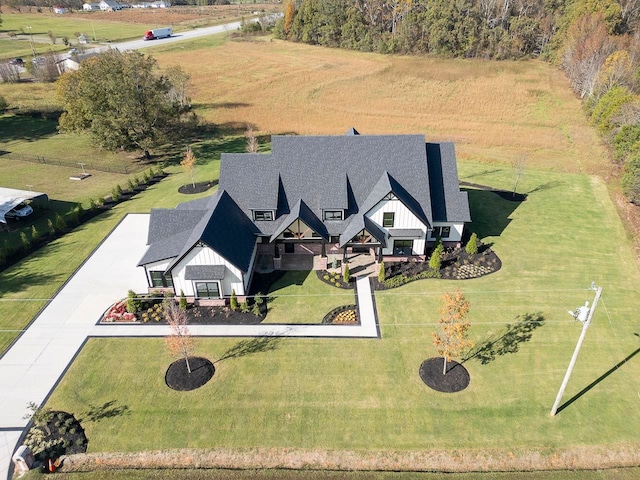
[345,127,360,136]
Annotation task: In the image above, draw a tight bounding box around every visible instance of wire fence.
[1,151,144,175]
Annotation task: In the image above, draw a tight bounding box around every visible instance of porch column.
[377,247,383,263]
[321,241,326,258]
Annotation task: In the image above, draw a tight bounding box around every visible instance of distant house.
[139,129,471,301]
[99,0,122,10]
[77,34,90,44]
[82,2,101,10]
[53,5,66,13]
[150,0,170,7]
[56,52,98,73]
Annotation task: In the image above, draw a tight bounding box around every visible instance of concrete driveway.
[0,214,150,479]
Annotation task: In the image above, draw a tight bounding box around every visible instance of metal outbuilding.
[0,187,48,223]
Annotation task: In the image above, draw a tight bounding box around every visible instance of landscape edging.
[60,444,640,473]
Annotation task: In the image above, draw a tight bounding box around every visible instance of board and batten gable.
[366,196,428,255]
[170,243,256,297]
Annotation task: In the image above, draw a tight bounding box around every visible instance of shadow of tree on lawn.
[81,400,129,423]
[464,312,545,365]
[216,334,282,363]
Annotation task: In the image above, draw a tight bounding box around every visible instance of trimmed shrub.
[179,290,187,311]
[230,290,238,311]
[55,213,67,231]
[31,225,40,242]
[429,243,444,271]
[378,261,386,283]
[343,263,350,283]
[20,231,31,249]
[111,186,121,202]
[127,179,135,192]
[126,290,141,314]
[47,219,56,236]
[466,233,479,255]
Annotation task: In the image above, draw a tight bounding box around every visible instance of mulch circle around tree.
[165,357,215,391]
[178,180,217,194]
[25,411,88,463]
[419,357,470,393]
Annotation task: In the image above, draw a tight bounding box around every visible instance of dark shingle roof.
[220,133,438,232]
[185,265,226,280]
[140,190,258,273]
[427,143,471,222]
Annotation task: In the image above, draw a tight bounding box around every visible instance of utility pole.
[550,283,603,416]
[26,25,37,59]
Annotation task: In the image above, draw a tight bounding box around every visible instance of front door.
[393,239,413,256]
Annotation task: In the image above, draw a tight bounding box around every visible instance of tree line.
[275,0,640,204]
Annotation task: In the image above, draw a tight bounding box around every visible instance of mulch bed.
[165,357,215,391]
[178,180,218,195]
[185,305,264,325]
[315,270,355,289]
[322,305,359,324]
[25,411,88,463]
[419,358,470,393]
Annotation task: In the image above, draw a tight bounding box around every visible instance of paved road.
[0,214,379,479]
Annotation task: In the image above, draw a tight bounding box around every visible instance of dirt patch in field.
[60,444,640,473]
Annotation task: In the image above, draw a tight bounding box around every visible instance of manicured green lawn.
[40,165,640,457]
[262,271,353,324]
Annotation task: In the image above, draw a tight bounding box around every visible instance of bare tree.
[246,126,259,153]
[180,146,196,188]
[0,62,21,83]
[164,301,195,374]
[512,155,526,196]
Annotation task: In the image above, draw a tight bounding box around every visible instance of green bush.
[126,289,141,314]
[466,233,479,255]
[240,301,250,313]
[378,261,386,283]
[127,179,135,192]
[429,243,444,271]
[179,290,187,311]
[0,95,8,113]
[343,263,350,283]
[230,290,238,311]
[112,186,121,202]
[55,213,66,231]
[47,218,55,236]
[613,124,640,162]
[20,231,31,249]
[622,153,640,204]
[31,225,40,242]
[590,85,634,135]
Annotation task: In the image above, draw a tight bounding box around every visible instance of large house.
[138,129,471,301]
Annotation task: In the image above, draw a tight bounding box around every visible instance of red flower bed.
[102,300,137,323]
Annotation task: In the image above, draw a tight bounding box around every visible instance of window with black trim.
[323,210,343,221]
[149,271,173,288]
[383,212,395,228]
[431,227,441,239]
[441,226,451,238]
[254,210,273,221]
[393,239,413,256]
[195,281,220,298]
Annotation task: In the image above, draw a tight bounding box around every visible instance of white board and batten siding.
[428,223,464,243]
[367,198,428,255]
[171,246,248,297]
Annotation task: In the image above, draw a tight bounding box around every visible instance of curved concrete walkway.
[0,214,379,479]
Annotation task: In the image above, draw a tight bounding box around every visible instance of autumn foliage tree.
[164,301,196,374]
[180,146,197,188]
[432,289,474,375]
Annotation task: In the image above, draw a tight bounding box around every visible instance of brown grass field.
[153,37,609,177]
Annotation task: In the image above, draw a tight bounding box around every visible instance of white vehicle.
[142,27,172,41]
[5,202,33,220]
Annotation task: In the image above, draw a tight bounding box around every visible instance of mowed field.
[152,37,608,176]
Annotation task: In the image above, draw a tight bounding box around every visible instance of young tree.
[31,225,40,242]
[343,262,351,283]
[512,155,526,196]
[230,290,239,311]
[164,301,195,374]
[20,231,31,249]
[432,289,474,375]
[245,126,259,153]
[47,218,55,236]
[179,290,188,312]
[57,50,193,160]
[180,146,197,188]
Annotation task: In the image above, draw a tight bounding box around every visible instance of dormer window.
[254,210,274,221]
[323,210,343,221]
